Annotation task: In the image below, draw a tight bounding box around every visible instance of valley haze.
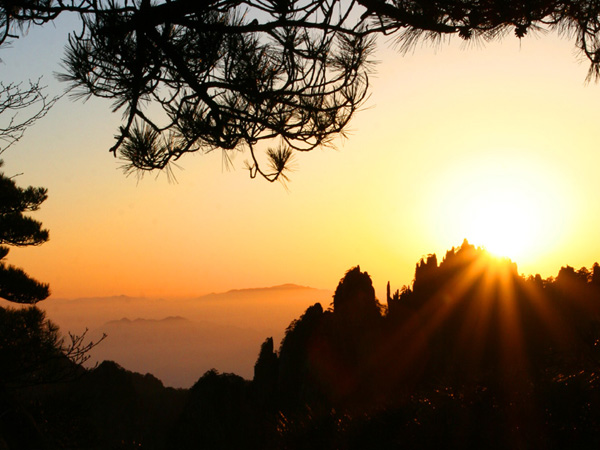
[15,284,332,388]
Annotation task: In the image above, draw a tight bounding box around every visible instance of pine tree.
[0,161,49,303]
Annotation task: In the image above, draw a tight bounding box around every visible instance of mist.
[29,284,332,387]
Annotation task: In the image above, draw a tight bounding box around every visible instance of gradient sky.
[2,18,600,300]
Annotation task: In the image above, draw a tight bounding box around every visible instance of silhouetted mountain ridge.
[104,316,189,326]
[196,283,326,300]
[44,283,322,303]
[6,241,600,449]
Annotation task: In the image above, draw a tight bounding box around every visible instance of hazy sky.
[3,18,600,300]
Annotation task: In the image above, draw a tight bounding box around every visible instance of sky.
[2,17,600,301]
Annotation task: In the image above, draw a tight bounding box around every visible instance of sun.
[462,186,541,261]
[429,150,571,265]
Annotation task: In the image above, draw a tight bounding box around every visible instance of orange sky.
[3,20,600,300]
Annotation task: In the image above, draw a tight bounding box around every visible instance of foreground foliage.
[4,1,600,178]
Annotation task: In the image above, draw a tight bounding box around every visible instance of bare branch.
[0,79,60,154]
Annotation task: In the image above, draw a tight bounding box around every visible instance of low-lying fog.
[27,284,331,388]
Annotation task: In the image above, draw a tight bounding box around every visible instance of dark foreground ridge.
[3,240,600,449]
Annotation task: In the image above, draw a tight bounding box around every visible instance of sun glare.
[430,150,571,264]
[463,187,540,260]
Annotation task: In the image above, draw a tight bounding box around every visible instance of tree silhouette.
[0,306,106,449]
[0,161,49,304]
[57,0,374,181]
[171,369,265,450]
[0,306,64,387]
[359,1,600,80]
[0,79,58,154]
[4,1,600,178]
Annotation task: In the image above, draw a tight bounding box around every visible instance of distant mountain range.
[104,316,188,326]
[197,283,321,298]
[35,284,332,388]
